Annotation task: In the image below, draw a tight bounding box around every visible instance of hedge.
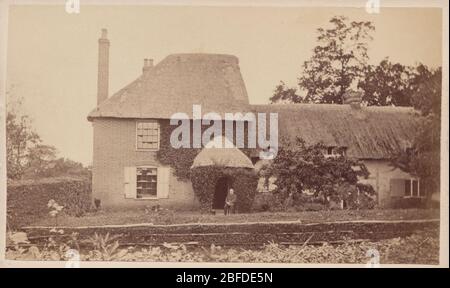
[7,177,92,229]
[191,166,258,212]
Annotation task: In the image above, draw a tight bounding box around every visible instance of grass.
[28,208,440,228]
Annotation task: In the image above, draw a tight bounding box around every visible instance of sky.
[6,5,443,165]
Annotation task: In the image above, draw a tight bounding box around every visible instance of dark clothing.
[224,204,235,215]
[225,193,237,205]
[224,193,237,215]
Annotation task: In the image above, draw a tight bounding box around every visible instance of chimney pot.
[101,28,108,39]
[142,58,154,74]
[344,91,363,109]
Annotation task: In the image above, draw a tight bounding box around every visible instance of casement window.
[124,166,170,199]
[404,179,424,198]
[324,146,347,158]
[136,121,160,150]
[137,167,157,198]
[390,178,424,198]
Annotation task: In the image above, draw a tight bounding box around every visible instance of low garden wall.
[7,177,92,229]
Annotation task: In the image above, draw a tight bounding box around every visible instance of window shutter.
[157,166,170,199]
[390,178,405,197]
[124,167,137,199]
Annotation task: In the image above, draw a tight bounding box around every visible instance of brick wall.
[92,118,199,210]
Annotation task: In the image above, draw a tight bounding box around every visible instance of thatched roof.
[88,53,250,120]
[253,104,419,159]
[191,136,254,169]
[87,51,418,160]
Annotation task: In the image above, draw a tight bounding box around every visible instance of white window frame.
[403,178,424,198]
[324,146,347,158]
[136,166,158,199]
[136,120,160,151]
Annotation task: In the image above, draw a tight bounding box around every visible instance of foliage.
[7,177,92,228]
[297,16,374,104]
[270,16,441,108]
[391,68,441,198]
[6,94,91,180]
[156,120,203,180]
[359,58,413,106]
[5,229,439,264]
[25,157,92,179]
[6,110,41,180]
[359,60,437,106]
[262,137,374,208]
[190,167,258,212]
[269,81,302,103]
[85,233,128,261]
[411,66,442,116]
[47,199,64,226]
[157,120,254,181]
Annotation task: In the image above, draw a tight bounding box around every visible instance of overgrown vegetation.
[392,68,442,202]
[157,120,253,182]
[191,167,258,212]
[261,137,376,210]
[156,120,201,180]
[7,177,92,228]
[6,228,439,264]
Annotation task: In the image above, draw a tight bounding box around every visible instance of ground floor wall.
[360,159,421,208]
[92,118,199,210]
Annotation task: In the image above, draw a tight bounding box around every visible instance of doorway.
[213,177,231,209]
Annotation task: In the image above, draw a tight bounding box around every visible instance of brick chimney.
[97,28,110,105]
[343,91,363,109]
[142,58,154,74]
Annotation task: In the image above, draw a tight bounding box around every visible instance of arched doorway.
[213,177,231,209]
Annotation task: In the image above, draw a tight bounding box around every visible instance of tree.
[410,68,441,196]
[7,93,91,180]
[24,144,58,177]
[359,58,412,106]
[6,111,41,179]
[297,16,375,104]
[39,158,91,179]
[359,60,437,106]
[263,137,375,208]
[392,68,441,200]
[269,81,302,103]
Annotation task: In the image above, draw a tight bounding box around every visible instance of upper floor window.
[324,146,347,158]
[136,121,160,150]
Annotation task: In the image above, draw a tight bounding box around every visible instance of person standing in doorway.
[224,188,237,215]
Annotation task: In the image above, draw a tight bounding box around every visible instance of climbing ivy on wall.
[156,120,255,181]
[156,120,199,181]
[190,166,258,212]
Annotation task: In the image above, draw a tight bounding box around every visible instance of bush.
[263,137,376,207]
[7,177,92,228]
[190,167,258,213]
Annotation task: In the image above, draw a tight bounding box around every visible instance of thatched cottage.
[88,29,422,211]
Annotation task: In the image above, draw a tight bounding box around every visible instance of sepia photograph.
[0,0,448,269]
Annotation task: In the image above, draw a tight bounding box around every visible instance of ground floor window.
[390,178,424,198]
[124,166,170,199]
[137,167,157,198]
[404,179,424,198]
